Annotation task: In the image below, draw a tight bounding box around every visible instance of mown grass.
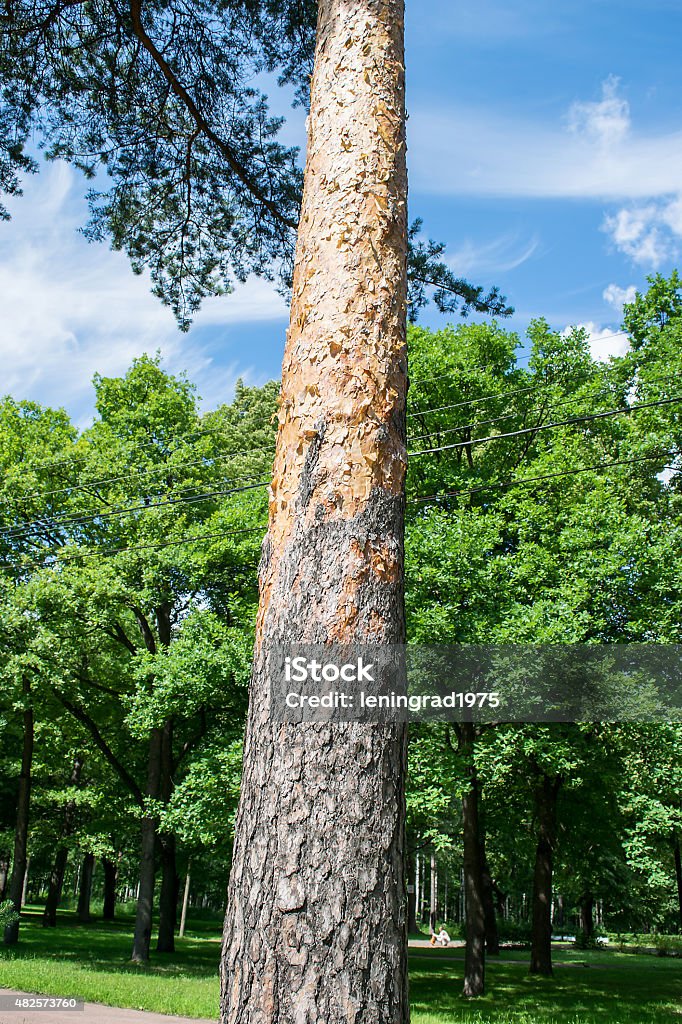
[1,911,680,1022]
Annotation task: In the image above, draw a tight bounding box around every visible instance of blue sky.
[3,0,682,423]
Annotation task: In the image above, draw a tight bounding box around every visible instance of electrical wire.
[409,395,682,459]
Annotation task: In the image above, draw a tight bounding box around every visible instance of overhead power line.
[409,395,682,458]
[410,453,674,506]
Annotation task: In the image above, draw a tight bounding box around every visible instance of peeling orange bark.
[220,0,409,1020]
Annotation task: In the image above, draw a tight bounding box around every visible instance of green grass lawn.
[1,911,680,1022]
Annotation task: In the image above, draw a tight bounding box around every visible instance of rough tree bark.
[220,1,409,1021]
[461,724,486,998]
[4,676,33,946]
[529,775,562,976]
[0,854,9,901]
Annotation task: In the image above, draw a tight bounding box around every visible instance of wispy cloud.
[409,79,682,201]
[0,161,288,421]
[445,233,541,277]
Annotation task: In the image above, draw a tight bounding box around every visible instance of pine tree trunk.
[102,857,117,921]
[4,677,33,947]
[529,775,561,976]
[220,1,409,1020]
[429,852,437,932]
[461,725,486,998]
[131,727,163,962]
[77,852,95,922]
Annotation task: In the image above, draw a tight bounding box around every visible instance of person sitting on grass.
[429,927,451,947]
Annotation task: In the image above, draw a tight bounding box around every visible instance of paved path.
[0,991,215,1024]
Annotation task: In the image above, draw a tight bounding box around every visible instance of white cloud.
[0,161,288,421]
[567,76,630,148]
[409,78,682,200]
[602,197,682,267]
[603,283,637,311]
[563,322,630,362]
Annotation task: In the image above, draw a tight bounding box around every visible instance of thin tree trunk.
[43,848,69,927]
[102,857,117,921]
[530,775,561,975]
[481,851,500,956]
[131,726,163,962]
[674,832,682,932]
[4,677,33,946]
[406,849,417,934]
[43,754,83,927]
[179,862,191,938]
[157,833,178,953]
[579,893,594,938]
[461,723,485,998]
[220,1,409,1020]
[20,855,30,908]
[429,852,437,932]
[0,854,9,901]
[77,852,95,922]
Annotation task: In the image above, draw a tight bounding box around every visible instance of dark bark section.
[77,852,95,922]
[102,857,118,921]
[529,775,562,975]
[4,677,33,946]
[461,724,486,998]
[131,726,163,963]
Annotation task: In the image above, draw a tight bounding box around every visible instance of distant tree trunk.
[102,857,117,921]
[461,724,485,998]
[20,855,30,907]
[674,832,682,932]
[4,677,33,946]
[406,849,417,934]
[179,861,191,939]
[77,852,95,922]
[43,848,69,927]
[157,715,177,954]
[0,853,9,901]
[530,775,562,976]
[579,893,594,938]
[43,754,83,927]
[131,726,163,963]
[555,893,565,931]
[219,1,409,1020]
[157,833,178,953]
[429,852,437,932]
[481,851,500,956]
